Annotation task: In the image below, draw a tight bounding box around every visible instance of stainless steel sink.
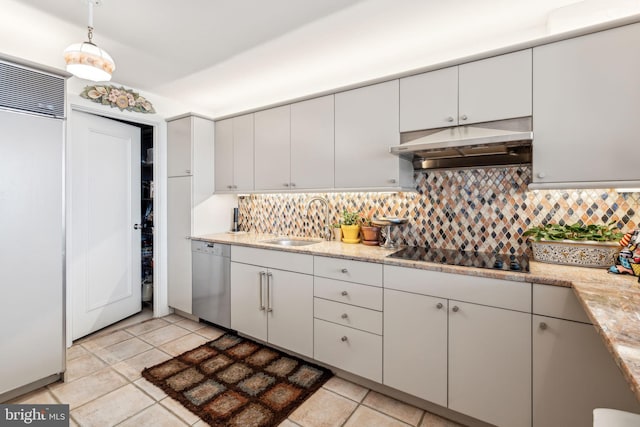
[261,238,322,247]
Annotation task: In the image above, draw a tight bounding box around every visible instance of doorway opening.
[113,118,155,309]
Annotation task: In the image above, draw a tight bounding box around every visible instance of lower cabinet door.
[230,262,267,341]
[314,319,382,382]
[267,269,313,358]
[449,301,531,427]
[383,289,448,407]
[533,315,640,427]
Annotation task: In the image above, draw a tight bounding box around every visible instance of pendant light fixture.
[63,0,115,81]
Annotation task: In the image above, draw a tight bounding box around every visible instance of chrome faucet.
[305,196,332,241]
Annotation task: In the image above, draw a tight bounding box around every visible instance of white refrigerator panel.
[0,110,64,397]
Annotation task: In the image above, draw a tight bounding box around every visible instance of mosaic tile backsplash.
[238,167,640,256]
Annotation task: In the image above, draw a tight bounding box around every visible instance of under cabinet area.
[230,246,313,358]
[532,284,640,427]
[383,265,532,427]
[400,49,532,132]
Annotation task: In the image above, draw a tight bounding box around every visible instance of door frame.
[66,104,170,347]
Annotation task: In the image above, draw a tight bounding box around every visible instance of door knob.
[340,268,348,273]
[341,336,348,342]
[341,291,348,296]
[539,322,548,330]
[446,116,454,122]
[341,313,348,319]
[452,306,460,312]
[460,115,468,121]
[436,303,443,309]
[134,224,142,230]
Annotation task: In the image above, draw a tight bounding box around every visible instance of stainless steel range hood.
[390,118,533,171]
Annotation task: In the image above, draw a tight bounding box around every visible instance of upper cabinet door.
[214,118,234,192]
[335,80,404,189]
[254,105,291,191]
[192,117,214,204]
[532,24,640,186]
[291,95,335,190]
[232,114,255,192]
[459,49,532,125]
[400,66,458,132]
[167,117,192,177]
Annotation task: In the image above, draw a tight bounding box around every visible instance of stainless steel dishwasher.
[191,240,231,328]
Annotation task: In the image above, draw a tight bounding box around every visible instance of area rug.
[142,333,333,427]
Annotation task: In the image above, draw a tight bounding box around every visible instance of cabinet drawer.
[314,256,382,286]
[314,298,382,335]
[532,284,591,324]
[314,319,382,382]
[231,246,313,274]
[384,265,531,312]
[314,277,382,310]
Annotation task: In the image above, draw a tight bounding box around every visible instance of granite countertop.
[194,232,640,401]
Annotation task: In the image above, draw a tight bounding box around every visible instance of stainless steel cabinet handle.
[389,178,397,184]
[341,336,348,342]
[184,236,191,240]
[134,224,142,230]
[460,115,468,121]
[341,313,348,319]
[227,185,233,189]
[290,183,296,187]
[452,305,460,312]
[341,291,348,296]
[283,183,290,187]
[232,185,238,189]
[186,169,191,174]
[539,322,548,330]
[537,172,546,179]
[436,303,443,309]
[259,272,265,311]
[340,268,348,273]
[267,272,273,313]
[446,116,454,122]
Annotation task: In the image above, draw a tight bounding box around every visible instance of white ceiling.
[2,0,640,117]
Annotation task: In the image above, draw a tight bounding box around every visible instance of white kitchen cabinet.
[167,115,215,314]
[254,105,291,191]
[314,318,382,382]
[383,289,448,407]
[214,114,254,192]
[167,176,192,313]
[400,49,531,132]
[230,247,313,357]
[384,265,531,426]
[290,95,334,189]
[532,23,640,188]
[448,301,531,427]
[335,80,413,190]
[532,284,640,427]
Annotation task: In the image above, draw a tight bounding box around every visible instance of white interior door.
[70,111,141,340]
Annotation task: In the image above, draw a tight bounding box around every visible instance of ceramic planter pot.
[341,224,361,244]
[361,226,381,245]
[530,239,620,268]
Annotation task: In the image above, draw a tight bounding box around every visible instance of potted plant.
[332,222,342,241]
[340,210,361,243]
[523,221,623,268]
[360,212,381,246]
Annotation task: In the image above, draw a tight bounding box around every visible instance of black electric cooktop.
[387,246,529,273]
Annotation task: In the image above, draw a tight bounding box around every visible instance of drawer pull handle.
[341,336,348,342]
[436,303,443,309]
[452,306,460,312]
[341,291,348,296]
[340,268,348,273]
[539,322,548,330]
[341,313,348,319]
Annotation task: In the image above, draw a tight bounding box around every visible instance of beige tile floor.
[10,310,462,427]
